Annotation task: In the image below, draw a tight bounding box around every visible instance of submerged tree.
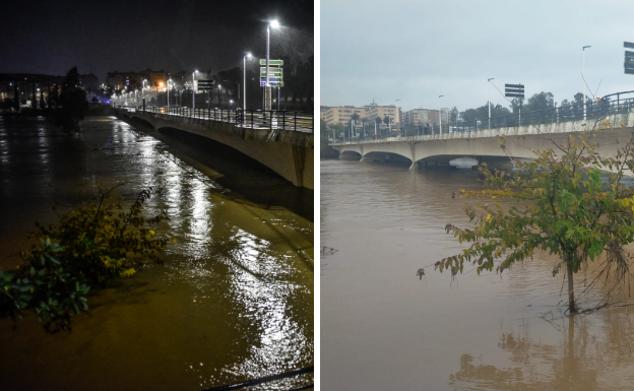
[434,134,634,314]
[0,187,168,331]
[56,66,88,131]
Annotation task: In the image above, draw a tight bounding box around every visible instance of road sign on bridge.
[197,79,216,91]
[259,59,284,87]
[505,83,525,99]
[624,42,634,74]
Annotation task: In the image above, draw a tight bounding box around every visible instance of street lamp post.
[265,19,281,111]
[487,77,495,129]
[243,52,253,111]
[192,70,198,116]
[142,79,148,111]
[581,45,591,121]
[167,78,173,112]
[438,94,445,135]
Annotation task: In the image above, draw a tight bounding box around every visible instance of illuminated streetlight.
[243,51,253,111]
[167,78,173,111]
[192,69,199,113]
[265,19,281,110]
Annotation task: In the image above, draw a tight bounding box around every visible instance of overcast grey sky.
[321,0,634,111]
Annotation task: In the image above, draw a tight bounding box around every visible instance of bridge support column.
[409,161,418,171]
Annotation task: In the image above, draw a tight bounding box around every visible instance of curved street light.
[582,45,592,121]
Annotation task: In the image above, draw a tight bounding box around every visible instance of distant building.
[365,103,401,128]
[402,108,440,128]
[321,105,367,126]
[106,69,167,91]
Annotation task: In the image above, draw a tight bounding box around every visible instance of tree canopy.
[56,66,88,131]
[434,134,634,313]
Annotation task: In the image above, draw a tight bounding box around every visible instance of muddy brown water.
[321,158,634,391]
[0,115,313,390]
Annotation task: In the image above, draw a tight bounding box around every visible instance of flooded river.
[321,159,634,391]
[0,115,313,390]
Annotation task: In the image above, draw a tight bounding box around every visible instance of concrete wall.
[118,111,314,189]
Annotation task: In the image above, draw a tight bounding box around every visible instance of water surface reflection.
[321,159,634,391]
[0,115,313,390]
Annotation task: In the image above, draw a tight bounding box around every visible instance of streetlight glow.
[192,70,199,112]
[243,51,254,111]
[264,19,281,110]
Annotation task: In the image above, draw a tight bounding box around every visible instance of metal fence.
[119,105,313,133]
[333,90,634,143]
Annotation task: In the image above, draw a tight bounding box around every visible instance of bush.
[0,187,167,332]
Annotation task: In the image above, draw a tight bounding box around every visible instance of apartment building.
[402,108,440,128]
[365,103,401,127]
[321,105,367,126]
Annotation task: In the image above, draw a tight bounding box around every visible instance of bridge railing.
[120,105,313,133]
[333,90,634,144]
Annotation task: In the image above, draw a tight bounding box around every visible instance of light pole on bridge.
[192,70,199,114]
[438,94,445,135]
[264,19,281,111]
[167,78,173,113]
[581,45,592,122]
[142,79,148,110]
[487,77,495,129]
[243,51,253,111]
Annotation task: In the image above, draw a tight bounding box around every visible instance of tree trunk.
[567,261,576,314]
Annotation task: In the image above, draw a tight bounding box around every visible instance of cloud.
[321,0,634,110]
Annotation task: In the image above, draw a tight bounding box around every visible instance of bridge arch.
[363,151,412,166]
[128,115,155,130]
[339,149,362,160]
[413,154,515,170]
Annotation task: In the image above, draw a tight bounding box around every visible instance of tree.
[0,188,167,331]
[523,91,555,124]
[434,134,634,314]
[56,67,88,131]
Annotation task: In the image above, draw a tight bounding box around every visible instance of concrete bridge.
[332,112,634,171]
[116,109,313,189]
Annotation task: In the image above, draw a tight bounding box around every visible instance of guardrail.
[333,90,634,144]
[118,105,313,133]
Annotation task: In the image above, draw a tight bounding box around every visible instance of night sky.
[0,0,313,80]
